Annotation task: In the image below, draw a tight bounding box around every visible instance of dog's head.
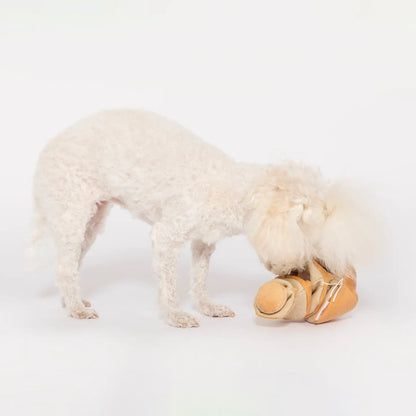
[245,163,376,277]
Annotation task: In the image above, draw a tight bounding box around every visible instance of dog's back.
[35,110,236,212]
[30,109,245,256]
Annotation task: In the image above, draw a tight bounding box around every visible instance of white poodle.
[30,109,372,327]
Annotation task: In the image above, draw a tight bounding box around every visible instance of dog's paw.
[70,308,99,319]
[199,303,235,318]
[68,307,99,319]
[165,311,199,328]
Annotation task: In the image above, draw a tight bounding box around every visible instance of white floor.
[1,209,414,416]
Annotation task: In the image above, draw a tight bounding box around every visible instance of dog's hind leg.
[151,223,199,328]
[190,240,235,318]
[51,201,106,319]
[59,200,112,311]
[80,201,112,263]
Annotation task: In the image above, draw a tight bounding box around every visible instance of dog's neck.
[231,162,269,235]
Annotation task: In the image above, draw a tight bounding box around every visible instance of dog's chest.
[194,207,244,245]
[199,226,230,245]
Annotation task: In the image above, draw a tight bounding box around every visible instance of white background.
[1,1,415,415]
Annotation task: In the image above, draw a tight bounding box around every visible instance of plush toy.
[254,260,358,324]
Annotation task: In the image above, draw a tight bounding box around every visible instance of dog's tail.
[25,208,54,271]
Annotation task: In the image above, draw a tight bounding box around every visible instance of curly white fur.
[30,109,375,327]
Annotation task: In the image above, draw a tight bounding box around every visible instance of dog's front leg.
[151,224,199,328]
[191,240,235,318]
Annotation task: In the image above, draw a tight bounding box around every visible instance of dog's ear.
[316,183,380,277]
[245,185,312,275]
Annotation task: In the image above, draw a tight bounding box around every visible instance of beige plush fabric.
[281,276,311,321]
[254,280,288,314]
[254,279,296,319]
[304,261,333,319]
